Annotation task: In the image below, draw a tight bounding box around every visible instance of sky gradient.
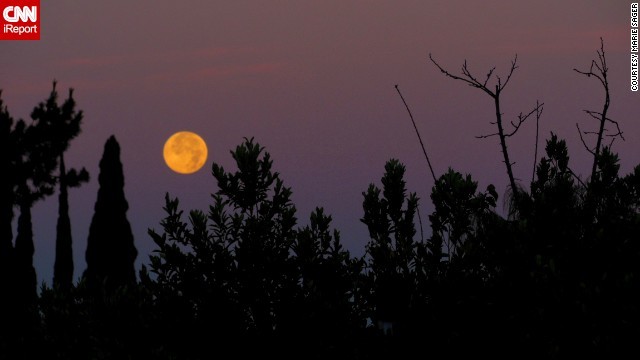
[1,0,638,285]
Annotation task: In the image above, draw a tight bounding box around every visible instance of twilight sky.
[1,0,638,285]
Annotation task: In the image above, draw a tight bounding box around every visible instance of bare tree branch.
[429,54,495,97]
[505,102,543,138]
[429,52,526,204]
[583,110,625,141]
[574,62,606,88]
[475,132,500,139]
[574,38,618,180]
[576,123,596,156]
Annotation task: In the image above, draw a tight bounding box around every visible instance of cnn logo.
[1,1,40,40]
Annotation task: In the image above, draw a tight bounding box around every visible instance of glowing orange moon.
[163,131,208,174]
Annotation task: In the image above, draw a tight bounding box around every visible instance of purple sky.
[1,1,638,285]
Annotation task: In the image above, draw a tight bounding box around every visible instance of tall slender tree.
[84,136,137,290]
[53,154,88,289]
[54,156,72,289]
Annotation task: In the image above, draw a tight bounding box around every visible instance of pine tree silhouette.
[84,136,137,291]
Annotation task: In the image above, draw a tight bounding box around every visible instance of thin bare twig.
[483,66,496,87]
[416,206,424,243]
[496,55,519,92]
[394,85,437,183]
[531,101,543,184]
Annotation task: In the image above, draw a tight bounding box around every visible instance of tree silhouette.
[289,207,365,357]
[0,91,17,290]
[53,157,73,290]
[210,138,298,343]
[12,112,50,306]
[429,53,543,207]
[428,168,498,259]
[0,95,17,353]
[84,136,137,291]
[574,38,623,181]
[0,83,87,356]
[42,85,89,290]
[361,159,419,336]
[54,154,89,290]
[144,137,301,357]
[13,82,85,302]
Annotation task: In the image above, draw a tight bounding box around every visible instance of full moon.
[163,131,208,174]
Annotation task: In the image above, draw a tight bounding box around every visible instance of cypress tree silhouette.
[84,136,137,291]
[54,156,72,289]
[49,87,88,290]
[53,155,88,289]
